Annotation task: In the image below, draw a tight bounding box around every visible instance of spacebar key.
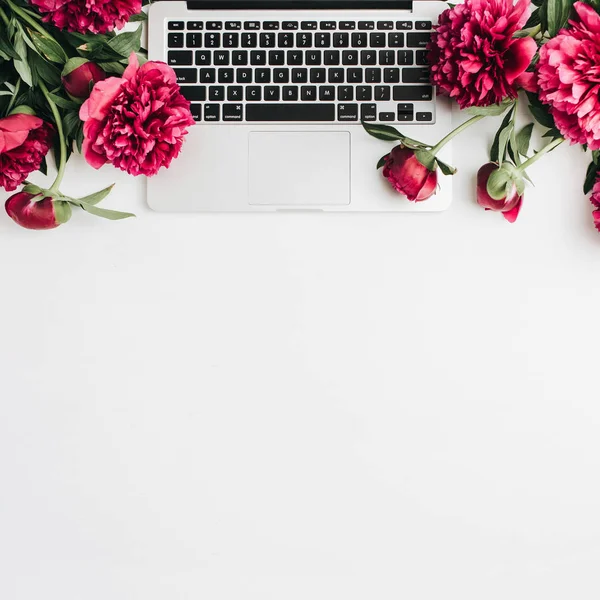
[246,103,335,121]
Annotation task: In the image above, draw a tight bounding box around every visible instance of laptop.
[147,0,453,212]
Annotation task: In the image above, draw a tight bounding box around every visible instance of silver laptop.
[147,0,453,212]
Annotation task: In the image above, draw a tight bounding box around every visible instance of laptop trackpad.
[248,131,350,206]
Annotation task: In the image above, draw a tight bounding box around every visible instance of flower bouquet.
[362,0,600,231]
[0,0,193,229]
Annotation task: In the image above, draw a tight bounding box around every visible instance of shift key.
[393,85,433,101]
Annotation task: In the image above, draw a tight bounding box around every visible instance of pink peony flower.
[62,59,106,99]
[428,0,537,108]
[79,54,195,177]
[5,191,72,230]
[537,2,600,150]
[29,0,141,34]
[382,145,437,201]
[476,162,523,222]
[0,114,53,192]
[589,175,600,231]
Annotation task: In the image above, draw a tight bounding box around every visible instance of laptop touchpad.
[248,131,350,206]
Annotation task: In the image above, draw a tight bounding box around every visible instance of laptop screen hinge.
[186,1,413,10]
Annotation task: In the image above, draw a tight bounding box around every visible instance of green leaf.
[584,160,597,195]
[48,92,80,110]
[414,149,436,171]
[129,11,148,22]
[528,103,556,130]
[362,121,404,141]
[524,8,541,28]
[73,184,115,206]
[376,154,388,170]
[497,123,514,167]
[29,31,68,64]
[467,99,514,117]
[0,30,19,60]
[516,123,534,157]
[71,200,135,221]
[436,157,457,176]
[107,25,143,58]
[13,33,32,87]
[490,105,515,164]
[546,0,572,36]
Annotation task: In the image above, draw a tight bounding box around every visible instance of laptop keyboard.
[166,19,435,124]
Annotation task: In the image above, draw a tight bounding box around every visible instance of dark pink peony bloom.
[476,162,522,222]
[79,54,195,177]
[62,60,106,99]
[589,176,600,231]
[537,2,600,150]
[428,0,537,108]
[5,191,72,230]
[0,114,53,192]
[382,145,437,201]
[29,0,141,34]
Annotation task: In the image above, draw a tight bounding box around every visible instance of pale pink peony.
[80,54,195,177]
[537,2,600,150]
[29,0,141,34]
[428,0,537,108]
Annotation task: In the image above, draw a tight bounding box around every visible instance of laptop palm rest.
[248,131,351,206]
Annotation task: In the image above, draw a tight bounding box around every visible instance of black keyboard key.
[370,33,386,47]
[260,32,276,47]
[310,68,326,83]
[360,50,376,65]
[301,86,317,101]
[306,50,321,65]
[255,68,271,83]
[397,21,413,30]
[384,68,400,83]
[357,86,372,101]
[187,32,203,48]
[283,21,299,30]
[283,86,299,100]
[324,50,340,65]
[338,86,353,101]
[393,85,433,101]
[232,50,248,65]
[375,85,391,101]
[250,50,267,65]
[358,21,374,30]
[246,104,335,121]
[196,51,211,65]
[377,21,394,30]
[379,112,395,121]
[269,50,285,65]
[403,67,430,83]
[287,50,303,65]
[188,22,203,30]
[297,32,313,47]
[361,103,377,121]
[205,33,220,47]
[339,21,356,30]
[223,104,243,121]
[209,86,224,101]
[223,33,239,47]
[265,86,280,100]
[204,104,220,121]
[190,104,202,121]
[274,68,290,83]
[319,86,335,100]
[407,32,431,48]
[168,33,184,48]
[351,32,367,47]
[388,32,404,47]
[175,68,197,84]
[398,103,414,114]
[292,68,308,83]
[168,21,184,30]
[365,68,381,83]
[301,21,317,30]
[320,21,336,30]
[244,21,260,30]
[236,68,252,83]
[218,68,234,83]
[168,51,193,66]
[225,21,241,30]
[417,111,433,121]
[416,50,429,65]
[397,111,413,121]
[241,33,257,47]
[263,21,279,30]
[227,86,243,101]
[214,51,230,65]
[333,33,349,47]
[342,50,358,65]
[315,33,331,47]
[415,21,432,30]
[347,68,362,83]
[207,21,222,30]
[199,68,216,83]
[379,50,395,65]
[278,32,294,47]
[338,103,358,121]
[328,68,344,83]
[180,86,206,102]
[246,86,261,101]
[397,50,414,65]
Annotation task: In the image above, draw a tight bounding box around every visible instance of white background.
[1,111,599,599]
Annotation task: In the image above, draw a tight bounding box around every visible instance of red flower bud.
[5,191,72,230]
[62,59,106,99]
[382,145,437,202]
[476,162,523,223]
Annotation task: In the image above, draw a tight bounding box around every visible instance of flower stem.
[430,115,485,156]
[38,79,67,193]
[516,137,564,173]
[0,6,9,26]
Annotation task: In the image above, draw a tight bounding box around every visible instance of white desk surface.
[1,115,599,600]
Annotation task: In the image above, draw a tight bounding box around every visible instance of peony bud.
[476,162,523,223]
[382,144,437,201]
[61,58,106,100]
[5,191,72,230]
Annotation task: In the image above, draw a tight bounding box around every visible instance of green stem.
[38,79,67,193]
[0,6,9,26]
[5,0,61,48]
[516,137,564,173]
[430,115,485,156]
